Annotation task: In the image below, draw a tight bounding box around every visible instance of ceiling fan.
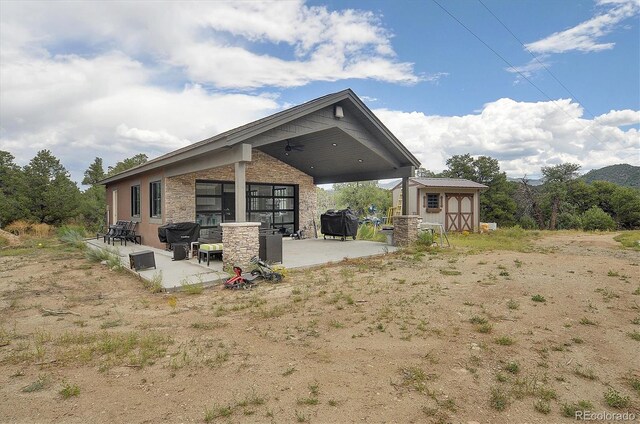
[285,140,304,153]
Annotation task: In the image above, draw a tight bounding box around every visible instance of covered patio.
[99,89,420,271]
[85,237,396,291]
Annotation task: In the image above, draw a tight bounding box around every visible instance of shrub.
[356,223,386,242]
[5,220,31,236]
[557,212,582,230]
[603,388,630,408]
[31,223,53,237]
[58,226,86,248]
[581,207,616,231]
[416,230,434,248]
[518,216,537,230]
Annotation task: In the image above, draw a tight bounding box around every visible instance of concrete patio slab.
[85,237,396,291]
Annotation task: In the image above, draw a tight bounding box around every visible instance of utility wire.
[430,0,607,145]
[477,0,598,119]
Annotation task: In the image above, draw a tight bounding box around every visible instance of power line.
[477,0,598,120]
[430,0,607,146]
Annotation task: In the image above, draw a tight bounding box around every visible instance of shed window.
[150,181,162,218]
[131,185,140,217]
[426,194,439,209]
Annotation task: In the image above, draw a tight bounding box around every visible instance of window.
[426,193,439,209]
[130,185,140,217]
[247,184,296,235]
[150,181,162,218]
[195,181,224,232]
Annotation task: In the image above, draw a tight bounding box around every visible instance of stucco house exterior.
[100,89,421,254]
[391,178,487,232]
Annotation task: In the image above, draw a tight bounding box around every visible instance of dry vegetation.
[1,230,639,423]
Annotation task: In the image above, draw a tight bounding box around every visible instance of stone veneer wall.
[164,150,317,233]
[393,215,421,247]
[221,222,260,269]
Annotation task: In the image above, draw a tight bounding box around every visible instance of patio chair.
[103,220,125,244]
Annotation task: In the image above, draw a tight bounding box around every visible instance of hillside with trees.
[580,164,640,188]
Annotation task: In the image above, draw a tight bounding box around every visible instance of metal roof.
[391,177,488,190]
[100,89,421,185]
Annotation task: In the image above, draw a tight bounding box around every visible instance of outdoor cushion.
[200,243,223,251]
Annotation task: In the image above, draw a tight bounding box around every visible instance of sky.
[0,0,638,186]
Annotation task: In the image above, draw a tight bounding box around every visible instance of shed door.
[445,193,473,232]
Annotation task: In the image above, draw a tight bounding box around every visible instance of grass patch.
[613,231,640,251]
[398,366,434,393]
[449,227,539,252]
[59,382,80,399]
[180,279,204,295]
[531,294,546,303]
[469,316,488,324]
[489,387,509,411]
[628,330,640,341]
[504,361,519,374]
[604,388,630,408]
[574,367,597,380]
[533,399,550,414]
[476,323,493,334]
[21,375,50,392]
[562,400,593,417]
[204,404,233,422]
[507,299,519,310]
[580,317,597,326]
[495,336,515,346]
[440,269,462,276]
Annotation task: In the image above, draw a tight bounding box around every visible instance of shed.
[391,178,488,232]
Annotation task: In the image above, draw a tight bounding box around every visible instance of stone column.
[393,215,420,247]
[221,222,261,270]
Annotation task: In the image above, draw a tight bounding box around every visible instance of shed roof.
[392,177,488,191]
[100,89,420,185]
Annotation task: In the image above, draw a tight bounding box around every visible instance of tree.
[415,167,439,178]
[541,163,581,230]
[333,181,391,218]
[443,154,476,180]
[0,151,29,226]
[107,153,148,177]
[82,157,105,185]
[610,186,640,229]
[22,150,81,224]
[442,154,517,226]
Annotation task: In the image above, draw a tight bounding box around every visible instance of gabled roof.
[392,177,488,191]
[100,89,420,185]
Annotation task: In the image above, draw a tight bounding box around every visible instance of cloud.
[374,98,639,178]
[525,0,640,54]
[0,1,421,89]
[0,0,427,183]
[0,46,280,183]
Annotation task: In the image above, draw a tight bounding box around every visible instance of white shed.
[391,178,488,232]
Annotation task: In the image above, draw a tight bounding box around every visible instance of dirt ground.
[0,232,639,424]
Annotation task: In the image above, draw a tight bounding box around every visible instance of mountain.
[580,164,640,188]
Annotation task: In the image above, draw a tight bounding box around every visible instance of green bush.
[518,216,537,230]
[356,224,386,242]
[416,230,434,247]
[58,225,87,248]
[558,212,582,230]
[581,207,617,231]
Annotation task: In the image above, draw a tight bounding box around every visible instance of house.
[100,89,421,261]
[391,178,488,232]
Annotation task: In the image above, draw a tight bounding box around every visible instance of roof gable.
[101,89,420,185]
